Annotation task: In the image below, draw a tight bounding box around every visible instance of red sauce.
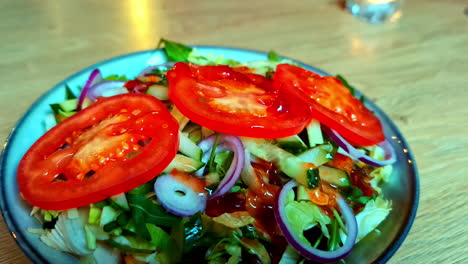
[350,167,377,197]
[205,192,246,217]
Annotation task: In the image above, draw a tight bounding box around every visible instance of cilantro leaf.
[159,38,193,62]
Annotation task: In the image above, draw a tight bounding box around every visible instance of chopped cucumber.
[318,166,351,188]
[84,225,97,250]
[146,84,169,100]
[298,143,334,167]
[296,185,310,201]
[241,137,310,185]
[276,135,308,154]
[307,119,324,147]
[100,206,119,227]
[88,207,102,225]
[179,132,203,160]
[57,98,78,112]
[163,154,205,173]
[109,193,130,211]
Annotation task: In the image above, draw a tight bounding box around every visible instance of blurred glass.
[346,0,403,24]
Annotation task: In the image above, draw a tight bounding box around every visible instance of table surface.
[1,0,467,263]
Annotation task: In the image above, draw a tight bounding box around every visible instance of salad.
[18,39,396,264]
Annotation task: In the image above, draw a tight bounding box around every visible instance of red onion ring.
[154,174,208,217]
[137,62,176,77]
[274,180,358,263]
[322,126,396,167]
[87,81,126,101]
[77,69,102,111]
[197,134,245,198]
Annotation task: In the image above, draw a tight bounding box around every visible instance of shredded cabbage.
[340,196,392,243]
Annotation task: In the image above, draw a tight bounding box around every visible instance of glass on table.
[346,0,403,24]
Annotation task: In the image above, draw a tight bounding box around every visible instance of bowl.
[0,46,419,263]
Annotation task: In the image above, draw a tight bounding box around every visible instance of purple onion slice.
[274,180,358,263]
[77,69,102,111]
[154,174,207,218]
[197,134,245,198]
[87,81,126,101]
[323,126,396,167]
[138,62,176,77]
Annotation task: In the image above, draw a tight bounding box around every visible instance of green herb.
[307,168,320,189]
[214,150,234,177]
[313,233,323,248]
[65,85,76,99]
[331,208,347,234]
[335,74,356,96]
[342,186,377,205]
[128,182,153,195]
[146,224,174,250]
[207,134,221,173]
[267,50,280,62]
[102,74,128,81]
[158,38,193,62]
[239,226,259,240]
[127,194,181,240]
[183,213,204,253]
[327,218,340,251]
[360,95,366,104]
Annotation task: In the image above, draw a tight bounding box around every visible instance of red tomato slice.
[274,64,385,146]
[17,94,179,210]
[167,62,310,138]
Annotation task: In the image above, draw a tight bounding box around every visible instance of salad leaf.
[285,200,331,245]
[369,165,393,193]
[188,49,241,66]
[340,196,392,243]
[159,38,193,62]
[128,182,153,195]
[335,74,356,96]
[306,168,320,189]
[102,74,129,81]
[65,85,76,99]
[267,50,280,62]
[183,213,204,253]
[127,194,181,240]
[214,150,234,177]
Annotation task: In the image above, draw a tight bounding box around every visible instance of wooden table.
[1,0,467,263]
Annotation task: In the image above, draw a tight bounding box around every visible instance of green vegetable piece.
[102,74,128,81]
[84,224,97,250]
[267,50,280,62]
[88,207,101,225]
[100,206,119,227]
[106,236,157,253]
[128,182,153,195]
[307,168,320,189]
[214,151,234,178]
[65,85,77,100]
[128,194,181,240]
[327,218,339,251]
[103,221,120,233]
[207,134,221,173]
[159,38,193,62]
[146,224,173,250]
[335,74,355,96]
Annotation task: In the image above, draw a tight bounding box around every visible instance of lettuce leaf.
[285,201,331,245]
[340,196,392,243]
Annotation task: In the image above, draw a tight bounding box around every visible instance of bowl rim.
[0,46,419,264]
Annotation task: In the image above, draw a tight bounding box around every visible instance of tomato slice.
[274,64,385,146]
[17,94,179,210]
[167,62,310,138]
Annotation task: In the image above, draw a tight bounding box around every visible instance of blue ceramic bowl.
[0,47,419,264]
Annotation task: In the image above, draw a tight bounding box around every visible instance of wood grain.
[1,0,467,263]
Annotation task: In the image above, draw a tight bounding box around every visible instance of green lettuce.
[285,201,331,245]
[341,196,392,242]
